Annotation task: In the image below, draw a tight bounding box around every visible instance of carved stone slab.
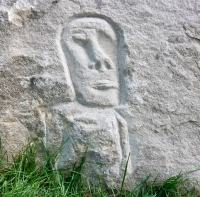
[0,0,200,188]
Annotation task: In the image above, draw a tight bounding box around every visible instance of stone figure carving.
[46,17,136,184]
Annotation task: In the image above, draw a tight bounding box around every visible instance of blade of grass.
[120,153,130,197]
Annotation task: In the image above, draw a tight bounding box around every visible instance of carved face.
[61,18,119,107]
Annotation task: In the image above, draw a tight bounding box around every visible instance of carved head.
[61,17,119,107]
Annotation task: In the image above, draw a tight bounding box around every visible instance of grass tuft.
[0,139,199,197]
[128,173,199,197]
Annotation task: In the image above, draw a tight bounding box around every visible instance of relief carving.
[46,17,136,184]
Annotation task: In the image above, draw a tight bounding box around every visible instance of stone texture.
[0,0,200,188]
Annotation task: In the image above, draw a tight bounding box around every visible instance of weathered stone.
[0,0,200,188]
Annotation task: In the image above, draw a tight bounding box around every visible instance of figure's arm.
[45,110,63,151]
[45,106,74,169]
[114,111,132,173]
[115,105,135,132]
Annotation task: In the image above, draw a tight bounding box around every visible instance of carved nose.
[92,47,114,72]
[88,38,114,72]
[94,58,112,72]
[88,56,114,72]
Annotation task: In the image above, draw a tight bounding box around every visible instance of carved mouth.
[93,80,117,90]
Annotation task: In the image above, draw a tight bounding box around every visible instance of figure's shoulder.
[49,102,82,115]
[49,102,77,114]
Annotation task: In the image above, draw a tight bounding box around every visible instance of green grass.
[0,139,199,197]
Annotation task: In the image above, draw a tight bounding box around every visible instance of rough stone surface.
[0,0,200,188]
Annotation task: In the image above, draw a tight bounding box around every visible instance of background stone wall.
[0,0,200,187]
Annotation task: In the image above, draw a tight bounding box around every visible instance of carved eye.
[72,33,87,43]
[88,62,95,70]
[105,60,112,70]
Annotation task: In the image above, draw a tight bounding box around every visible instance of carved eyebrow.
[71,27,96,30]
[71,28,85,33]
[97,30,115,41]
[70,28,116,41]
[72,33,87,41]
